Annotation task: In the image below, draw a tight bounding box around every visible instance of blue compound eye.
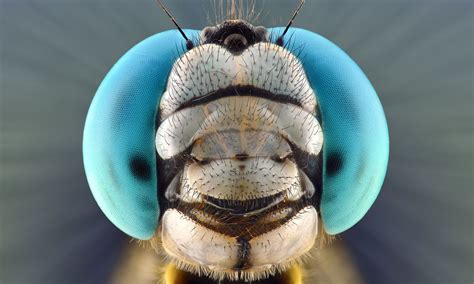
[83,27,388,240]
[83,30,198,240]
[272,28,389,234]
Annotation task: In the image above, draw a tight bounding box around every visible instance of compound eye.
[82,30,197,240]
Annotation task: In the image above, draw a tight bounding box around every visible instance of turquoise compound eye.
[274,28,389,234]
[83,30,197,240]
[83,27,388,240]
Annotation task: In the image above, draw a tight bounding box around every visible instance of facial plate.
[84,27,388,240]
[161,207,318,281]
[159,43,316,118]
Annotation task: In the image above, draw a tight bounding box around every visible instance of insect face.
[155,21,323,280]
[83,1,389,283]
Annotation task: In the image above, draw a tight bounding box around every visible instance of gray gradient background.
[1,0,473,283]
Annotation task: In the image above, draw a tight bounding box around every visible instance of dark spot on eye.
[326,153,343,176]
[130,155,151,181]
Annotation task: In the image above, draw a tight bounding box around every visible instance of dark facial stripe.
[172,85,304,115]
[235,236,251,270]
[203,192,285,214]
[173,198,311,239]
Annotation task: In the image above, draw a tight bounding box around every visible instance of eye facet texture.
[270,28,389,234]
[83,30,197,240]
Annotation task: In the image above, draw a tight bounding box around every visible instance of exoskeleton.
[83,1,389,283]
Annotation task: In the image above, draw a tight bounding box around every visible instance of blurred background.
[1,0,473,283]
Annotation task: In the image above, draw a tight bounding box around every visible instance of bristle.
[157,241,316,282]
[207,0,259,24]
[316,219,338,248]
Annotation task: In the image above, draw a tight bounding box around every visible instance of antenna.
[156,0,194,50]
[276,0,305,46]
